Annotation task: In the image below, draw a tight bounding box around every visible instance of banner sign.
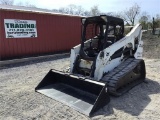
[4,19,37,38]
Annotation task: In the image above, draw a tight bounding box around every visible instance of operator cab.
[80,15,124,59]
[73,15,124,77]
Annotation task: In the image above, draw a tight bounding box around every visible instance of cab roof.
[83,15,124,26]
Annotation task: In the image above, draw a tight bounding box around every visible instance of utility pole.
[152,17,155,35]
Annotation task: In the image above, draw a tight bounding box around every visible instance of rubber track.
[101,58,143,96]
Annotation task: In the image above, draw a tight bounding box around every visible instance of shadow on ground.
[92,78,160,117]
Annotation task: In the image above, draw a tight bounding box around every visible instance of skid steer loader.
[35,15,146,116]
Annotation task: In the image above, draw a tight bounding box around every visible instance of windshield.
[80,23,107,58]
[85,24,99,40]
[82,23,106,53]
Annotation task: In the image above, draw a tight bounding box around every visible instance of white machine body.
[70,24,143,80]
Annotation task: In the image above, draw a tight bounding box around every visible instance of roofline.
[0,5,82,18]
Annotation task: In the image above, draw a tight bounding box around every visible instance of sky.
[14,0,160,16]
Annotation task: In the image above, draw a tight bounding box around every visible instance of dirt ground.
[0,35,160,120]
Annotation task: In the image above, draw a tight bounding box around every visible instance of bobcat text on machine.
[35,15,146,116]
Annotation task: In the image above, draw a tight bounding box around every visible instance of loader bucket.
[35,69,110,116]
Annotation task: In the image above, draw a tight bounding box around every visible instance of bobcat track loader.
[35,15,146,116]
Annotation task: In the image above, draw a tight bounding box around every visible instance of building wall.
[0,10,81,60]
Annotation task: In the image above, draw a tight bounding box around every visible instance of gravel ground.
[0,35,160,120]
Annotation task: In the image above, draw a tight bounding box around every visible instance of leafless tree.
[59,4,77,15]
[0,0,14,5]
[83,10,91,16]
[58,5,87,16]
[119,3,140,25]
[59,7,69,14]
[52,9,59,13]
[67,4,77,15]
[16,1,36,8]
[75,6,84,16]
[90,5,100,16]
[139,12,150,29]
[139,12,150,22]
